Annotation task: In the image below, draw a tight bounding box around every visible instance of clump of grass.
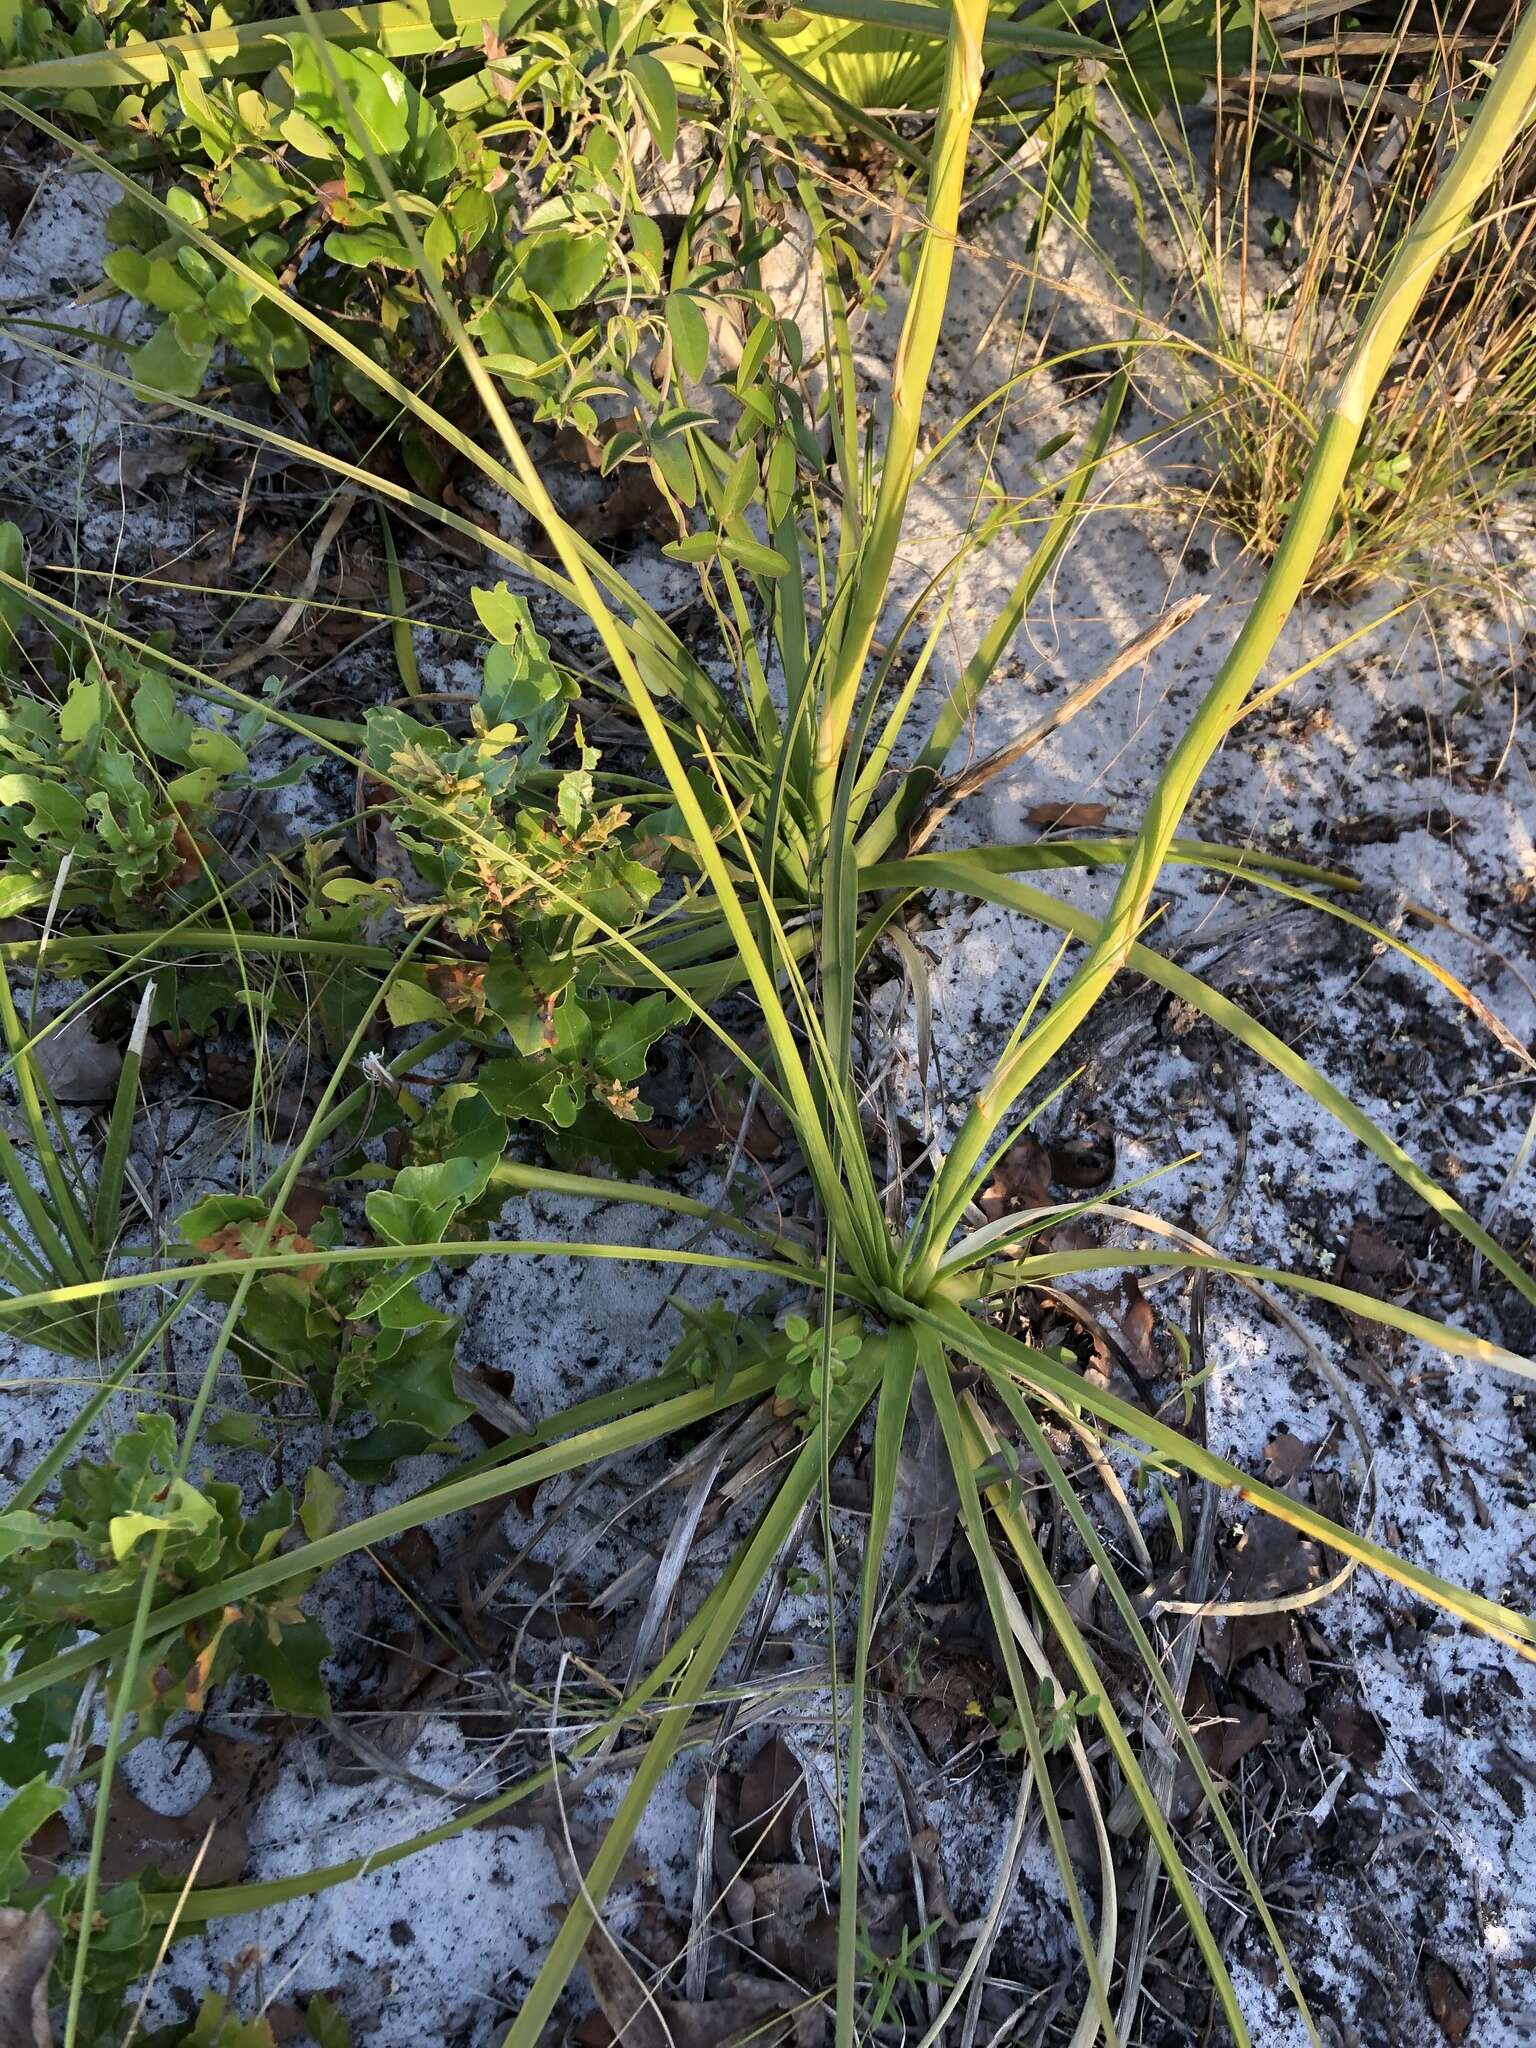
[1192,4,1536,595]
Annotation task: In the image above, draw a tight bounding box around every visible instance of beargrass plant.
[0,0,1534,2041]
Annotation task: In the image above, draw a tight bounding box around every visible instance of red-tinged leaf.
[1025,800,1108,830]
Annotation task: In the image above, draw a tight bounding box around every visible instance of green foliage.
[136,1987,352,2046]
[0,1796,351,2048]
[0,1772,155,2048]
[0,627,261,918]
[0,0,247,74]
[990,1678,1099,1759]
[473,982,679,1130]
[856,1917,948,2033]
[774,1312,864,1416]
[103,39,503,420]
[1190,56,1536,594]
[89,5,759,449]
[360,585,659,947]
[0,1412,332,1728]
[176,1191,472,1480]
[665,1295,789,1402]
[352,580,681,1158]
[0,4,1531,2043]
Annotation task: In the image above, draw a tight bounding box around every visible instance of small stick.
[908,594,1208,854]
[218,486,357,678]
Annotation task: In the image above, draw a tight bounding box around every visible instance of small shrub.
[0,627,260,918]
[95,12,758,463]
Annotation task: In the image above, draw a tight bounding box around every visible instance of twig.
[217,487,357,678]
[908,595,1208,854]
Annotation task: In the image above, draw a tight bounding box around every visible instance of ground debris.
[1423,1956,1474,2042]
[0,1907,56,2048]
[977,1132,1051,1220]
[34,1012,122,1105]
[1025,800,1108,830]
[893,1380,959,1579]
[1323,1699,1386,1770]
[1204,1511,1322,1672]
[735,1736,810,1866]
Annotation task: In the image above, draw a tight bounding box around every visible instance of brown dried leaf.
[1206,1514,1321,1672]
[553,411,639,471]
[35,1015,122,1105]
[95,441,197,493]
[749,1864,836,1980]
[660,1978,826,2048]
[1171,1670,1271,1822]
[1238,1661,1306,1719]
[535,470,675,555]
[1064,1564,1100,1632]
[1116,1278,1160,1380]
[1049,1125,1115,1189]
[0,1908,57,2047]
[96,1781,249,1889]
[909,1696,961,1759]
[1323,1699,1386,1771]
[1219,1704,1272,1776]
[283,1180,330,1237]
[1025,801,1108,830]
[91,1730,275,1889]
[1228,1514,1320,1602]
[1424,1959,1473,2043]
[978,1132,1051,1221]
[893,1380,958,1579]
[735,1737,807,1867]
[1262,1429,1316,1481]
[909,1826,957,1930]
[1345,1217,1407,1280]
[480,25,516,100]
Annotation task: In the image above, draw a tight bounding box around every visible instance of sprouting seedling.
[990,1677,1101,1759]
[775,1310,864,1416]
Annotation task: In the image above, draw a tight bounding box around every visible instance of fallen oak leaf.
[1323,1699,1386,1771]
[531,470,676,557]
[1237,1660,1306,1718]
[909,1825,958,1930]
[1049,1124,1115,1188]
[1343,1216,1409,1280]
[1262,1428,1317,1482]
[93,1777,250,1889]
[748,1863,837,1981]
[978,1132,1051,1222]
[0,1907,56,2047]
[1115,1277,1161,1383]
[735,1736,809,1867]
[282,1180,331,1238]
[1025,800,1108,830]
[1204,1510,1323,1673]
[1424,1958,1473,2043]
[892,1380,959,1580]
[34,1013,122,1106]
